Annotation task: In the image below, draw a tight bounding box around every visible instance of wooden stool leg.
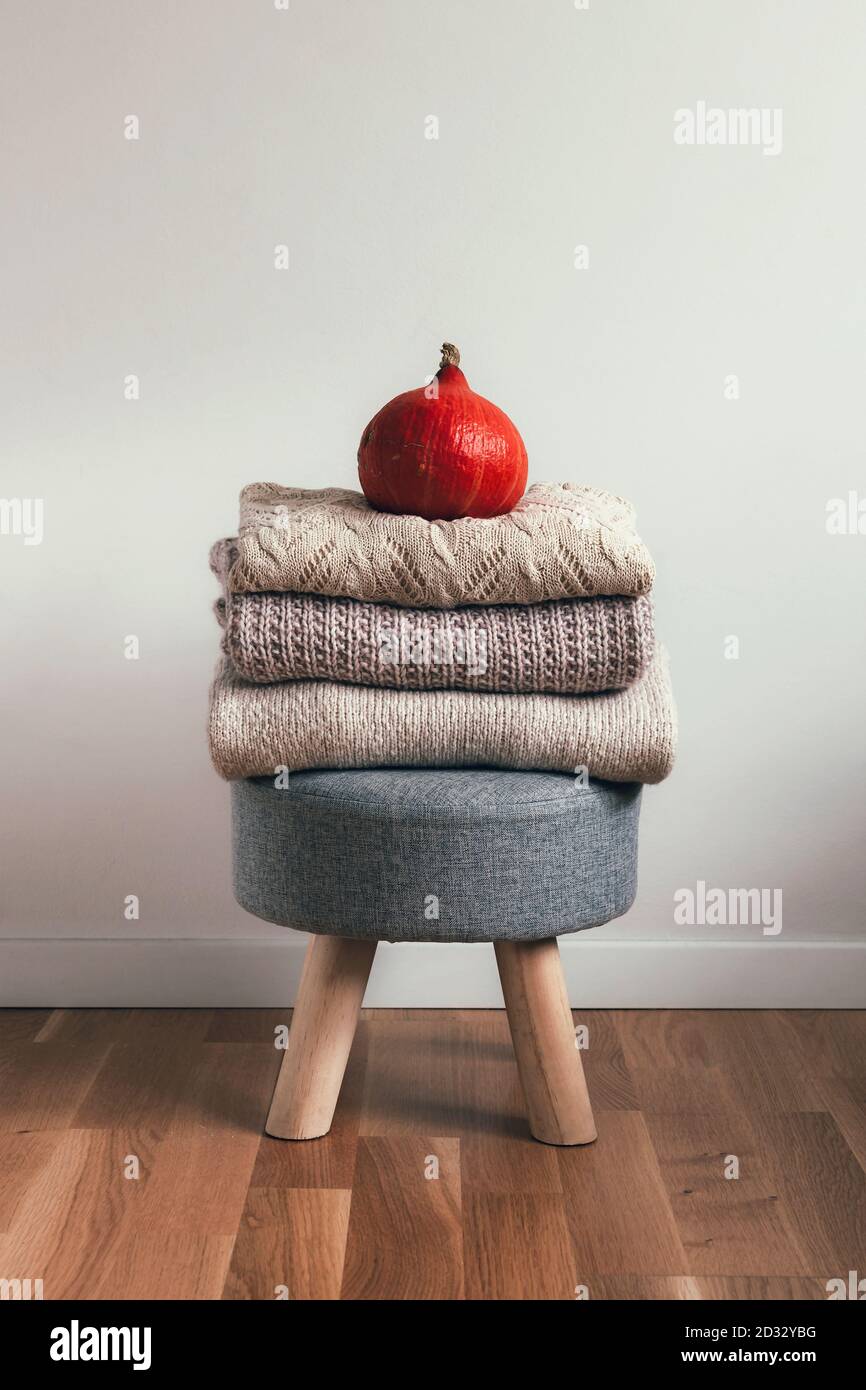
[494,938,597,1146]
[266,935,377,1140]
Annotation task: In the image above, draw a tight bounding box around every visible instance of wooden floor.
[1,1007,864,1300]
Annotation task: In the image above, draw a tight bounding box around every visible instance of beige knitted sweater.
[208,649,676,782]
[228,482,655,606]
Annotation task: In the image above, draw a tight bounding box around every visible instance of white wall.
[2,1,864,1004]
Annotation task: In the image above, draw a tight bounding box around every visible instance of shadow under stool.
[231,768,641,1146]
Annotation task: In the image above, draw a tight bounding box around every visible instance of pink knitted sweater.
[212,549,654,694]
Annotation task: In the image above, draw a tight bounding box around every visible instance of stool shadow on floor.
[263,937,597,1146]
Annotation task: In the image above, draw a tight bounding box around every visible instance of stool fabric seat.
[232,768,641,944]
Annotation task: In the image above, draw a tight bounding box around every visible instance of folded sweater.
[208,649,676,782]
[228,482,655,606]
[211,540,655,694]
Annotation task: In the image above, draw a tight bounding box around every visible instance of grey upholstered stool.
[232,769,641,1146]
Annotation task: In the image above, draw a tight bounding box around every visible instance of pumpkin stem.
[439,342,460,370]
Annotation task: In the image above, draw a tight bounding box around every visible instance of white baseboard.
[1,937,864,1008]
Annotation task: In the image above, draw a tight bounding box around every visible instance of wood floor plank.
[558,1111,687,1276]
[587,1275,830,1300]
[33,1009,212,1048]
[460,1132,562,1194]
[169,1042,281,1137]
[614,1010,825,1115]
[625,1061,739,1106]
[586,1275,701,1299]
[622,1062,742,1115]
[463,1193,575,1300]
[771,1009,866,1078]
[569,1009,641,1111]
[113,1009,214,1044]
[72,1041,199,1131]
[359,1019,526,1138]
[613,1009,717,1070]
[614,1009,739,1113]
[0,1123,257,1297]
[0,1132,62,1233]
[0,1009,52,1044]
[74,1041,279,1136]
[0,1039,113,1133]
[814,1075,866,1173]
[360,1008,494,1023]
[0,1128,157,1298]
[224,1188,351,1300]
[750,1111,866,1273]
[86,1233,235,1300]
[33,1009,134,1044]
[341,1137,463,1299]
[693,1275,831,1300]
[203,1009,291,1043]
[702,1011,826,1112]
[643,1111,811,1277]
[127,1133,262,1237]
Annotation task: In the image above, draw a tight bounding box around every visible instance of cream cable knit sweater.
[228,482,655,606]
[208,648,676,782]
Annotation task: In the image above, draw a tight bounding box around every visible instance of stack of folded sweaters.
[208,482,676,782]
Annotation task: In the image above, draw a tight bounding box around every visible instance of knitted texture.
[211,549,655,694]
[228,482,655,606]
[208,648,676,782]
